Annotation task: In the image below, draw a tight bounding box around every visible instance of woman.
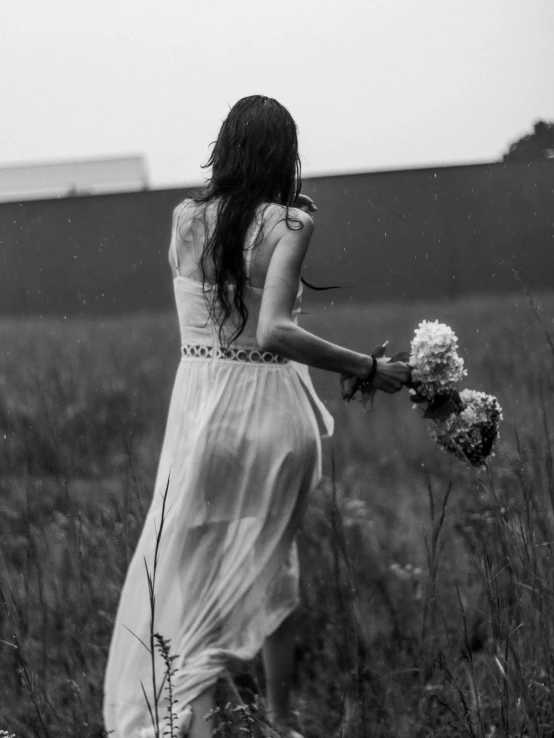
[103,95,410,738]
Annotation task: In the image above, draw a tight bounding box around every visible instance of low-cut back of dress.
[103,200,334,737]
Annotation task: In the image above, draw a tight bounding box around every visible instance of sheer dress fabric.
[103,201,334,737]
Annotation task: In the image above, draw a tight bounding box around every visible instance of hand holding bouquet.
[342,320,503,468]
[340,341,411,411]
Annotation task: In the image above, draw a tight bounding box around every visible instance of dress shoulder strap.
[170,199,191,276]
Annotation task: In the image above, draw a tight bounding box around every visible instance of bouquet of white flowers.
[409,321,503,467]
[409,320,466,400]
[341,320,503,468]
[428,389,503,467]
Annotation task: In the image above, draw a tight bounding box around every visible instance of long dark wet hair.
[189,95,303,346]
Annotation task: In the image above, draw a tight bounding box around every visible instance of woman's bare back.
[169,198,292,290]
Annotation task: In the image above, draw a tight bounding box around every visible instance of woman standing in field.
[103,95,410,738]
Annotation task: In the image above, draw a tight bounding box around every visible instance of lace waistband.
[181,344,288,364]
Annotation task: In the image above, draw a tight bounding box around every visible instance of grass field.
[1,290,554,738]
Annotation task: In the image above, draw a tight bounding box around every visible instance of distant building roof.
[0,154,149,202]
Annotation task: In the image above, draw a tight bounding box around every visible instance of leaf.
[389,351,410,363]
[340,375,360,402]
[360,385,377,413]
[450,388,464,412]
[409,392,427,404]
[371,340,389,359]
[423,393,460,422]
[422,405,442,421]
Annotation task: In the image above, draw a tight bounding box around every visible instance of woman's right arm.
[257,209,409,392]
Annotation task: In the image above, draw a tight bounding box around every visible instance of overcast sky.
[2,0,553,188]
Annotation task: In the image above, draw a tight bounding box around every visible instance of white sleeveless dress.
[103,202,334,737]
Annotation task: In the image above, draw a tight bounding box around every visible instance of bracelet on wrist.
[365,355,378,384]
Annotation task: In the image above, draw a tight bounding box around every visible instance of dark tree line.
[503,120,554,162]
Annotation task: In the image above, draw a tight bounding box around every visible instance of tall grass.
[0,291,553,737]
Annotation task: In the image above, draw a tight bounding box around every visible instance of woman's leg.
[262,611,298,726]
[187,685,216,738]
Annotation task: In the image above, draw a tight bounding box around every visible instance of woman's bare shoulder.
[173,197,204,222]
[173,198,215,242]
[260,203,314,241]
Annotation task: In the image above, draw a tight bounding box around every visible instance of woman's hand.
[370,358,411,394]
[341,356,411,399]
[294,193,317,214]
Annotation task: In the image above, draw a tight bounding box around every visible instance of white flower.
[429,389,503,467]
[389,562,423,581]
[342,498,372,529]
[409,320,467,400]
